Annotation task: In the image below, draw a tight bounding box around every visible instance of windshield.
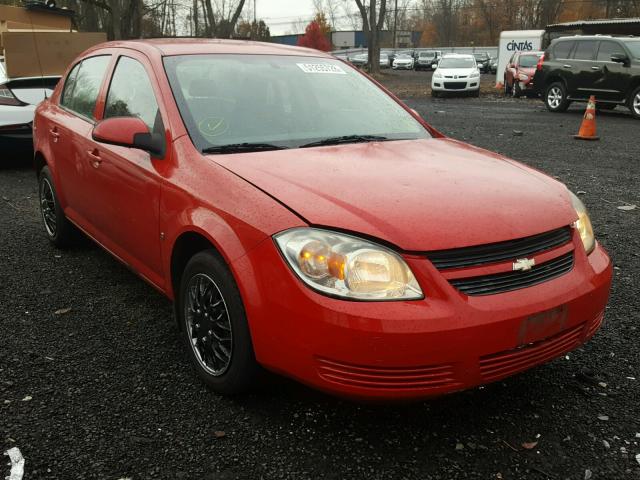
[473,53,488,60]
[518,55,539,67]
[625,40,640,58]
[438,57,475,69]
[163,55,430,151]
[419,52,435,58]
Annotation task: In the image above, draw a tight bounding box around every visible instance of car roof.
[84,38,331,58]
[442,53,473,58]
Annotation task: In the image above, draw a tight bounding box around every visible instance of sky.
[254,0,346,35]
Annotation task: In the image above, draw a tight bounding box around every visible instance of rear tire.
[504,81,512,96]
[628,86,640,119]
[178,250,261,395]
[512,82,521,98]
[38,166,76,248]
[545,82,570,112]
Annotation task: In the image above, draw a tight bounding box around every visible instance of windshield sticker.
[296,63,346,74]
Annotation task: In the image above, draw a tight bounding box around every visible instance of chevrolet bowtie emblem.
[513,258,535,271]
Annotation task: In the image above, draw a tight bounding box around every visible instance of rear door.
[83,52,166,286]
[570,40,600,99]
[49,55,112,223]
[594,40,631,101]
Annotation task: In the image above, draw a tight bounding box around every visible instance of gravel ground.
[1,94,639,480]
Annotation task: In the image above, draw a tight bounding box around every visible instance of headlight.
[274,228,423,300]
[569,191,595,254]
[470,71,480,78]
[518,73,529,81]
[433,71,442,79]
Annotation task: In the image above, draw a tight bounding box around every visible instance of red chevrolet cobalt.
[33,40,612,401]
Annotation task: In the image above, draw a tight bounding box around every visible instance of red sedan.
[33,40,612,401]
[504,51,544,97]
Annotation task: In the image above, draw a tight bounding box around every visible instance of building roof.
[547,17,640,30]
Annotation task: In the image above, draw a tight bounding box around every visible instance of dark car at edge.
[534,35,640,119]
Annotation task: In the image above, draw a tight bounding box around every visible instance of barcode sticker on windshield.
[297,63,346,74]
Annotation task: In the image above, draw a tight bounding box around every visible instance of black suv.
[534,35,640,119]
[473,52,491,73]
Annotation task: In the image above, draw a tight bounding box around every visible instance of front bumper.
[432,78,480,92]
[393,63,414,70]
[233,236,612,401]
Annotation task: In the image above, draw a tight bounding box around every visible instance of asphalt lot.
[1,94,639,480]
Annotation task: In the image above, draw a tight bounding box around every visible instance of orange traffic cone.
[574,95,599,141]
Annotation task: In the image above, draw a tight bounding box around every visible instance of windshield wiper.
[202,143,288,154]
[300,134,389,148]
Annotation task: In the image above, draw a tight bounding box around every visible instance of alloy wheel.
[184,273,233,376]
[547,87,562,109]
[40,178,57,237]
[633,92,640,116]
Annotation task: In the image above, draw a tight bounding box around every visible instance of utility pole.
[392,0,398,48]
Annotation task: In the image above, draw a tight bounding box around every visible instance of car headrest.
[189,79,214,98]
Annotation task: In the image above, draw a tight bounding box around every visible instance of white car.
[379,53,390,69]
[431,54,480,97]
[392,54,414,70]
[0,57,59,148]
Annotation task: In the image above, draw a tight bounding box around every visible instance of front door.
[84,54,166,287]
[594,41,632,101]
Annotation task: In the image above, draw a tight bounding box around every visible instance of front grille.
[316,357,460,390]
[450,251,574,296]
[479,323,584,382]
[426,227,572,270]
[444,82,467,89]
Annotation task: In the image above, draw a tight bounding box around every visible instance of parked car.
[415,50,441,70]
[534,35,640,118]
[34,39,611,401]
[379,53,391,69]
[473,52,491,73]
[489,56,498,74]
[504,51,544,97]
[349,52,367,67]
[0,56,59,150]
[392,53,414,70]
[431,54,481,97]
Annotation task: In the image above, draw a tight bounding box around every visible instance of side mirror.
[610,53,629,65]
[92,117,165,157]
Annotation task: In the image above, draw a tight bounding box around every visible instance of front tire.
[431,90,439,98]
[38,166,76,248]
[178,250,261,394]
[545,82,570,112]
[628,86,640,119]
[512,82,521,98]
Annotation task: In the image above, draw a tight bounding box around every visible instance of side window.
[553,41,574,59]
[104,56,162,133]
[597,41,626,62]
[64,56,111,120]
[573,41,597,60]
[60,62,81,107]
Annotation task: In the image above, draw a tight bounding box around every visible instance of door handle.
[563,64,572,68]
[49,127,60,143]
[591,66,601,70]
[87,149,102,168]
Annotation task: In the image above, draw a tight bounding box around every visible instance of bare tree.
[354,0,387,73]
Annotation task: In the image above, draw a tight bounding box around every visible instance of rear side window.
[61,55,110,120]
[104,56,162,132]
[553,41,574,59]
[60,62,81,107]
[573,41,597,60]
[597,41,626,61]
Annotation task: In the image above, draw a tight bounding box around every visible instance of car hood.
[436,67,477,76]
[211,138,576,251]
